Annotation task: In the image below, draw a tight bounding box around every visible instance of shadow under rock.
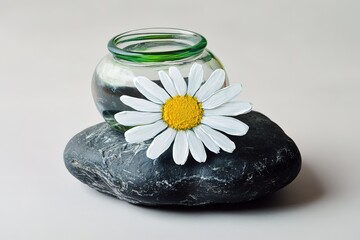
[141,162,325,213]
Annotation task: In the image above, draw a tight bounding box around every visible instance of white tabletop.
[1,0,359,239]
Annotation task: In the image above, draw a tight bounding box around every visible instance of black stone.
[64,111,301,206]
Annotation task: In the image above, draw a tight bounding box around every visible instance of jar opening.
[108,28,207,62]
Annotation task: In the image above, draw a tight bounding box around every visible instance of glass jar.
[92,28,229,132]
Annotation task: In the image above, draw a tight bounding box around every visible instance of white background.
[1,0,359,239]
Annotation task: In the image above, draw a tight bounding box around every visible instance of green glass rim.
[107,28,207,62]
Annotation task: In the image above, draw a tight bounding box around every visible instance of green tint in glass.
[107,28,207,62]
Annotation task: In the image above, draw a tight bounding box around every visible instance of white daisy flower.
[114,63,252,165]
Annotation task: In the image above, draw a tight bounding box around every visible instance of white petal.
[202,116,249,136]
[193,126,220,154]
[134,76,170,103]
[186,130,206,163]
[198,125,236,153]
[158,70,178,97]
[114,111,161,126]
[172,131,189,165]
[124,120,167,143]
[169,67,187,95]
[187,63,203,96]
[204,101,252,116]
[195,69,225,101]
[120,95,162,112]
[147,128,176,159]
[202,83,242,109]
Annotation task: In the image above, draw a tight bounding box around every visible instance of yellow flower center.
[162,95,204,130]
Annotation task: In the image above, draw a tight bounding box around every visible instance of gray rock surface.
[64,111,301,206]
